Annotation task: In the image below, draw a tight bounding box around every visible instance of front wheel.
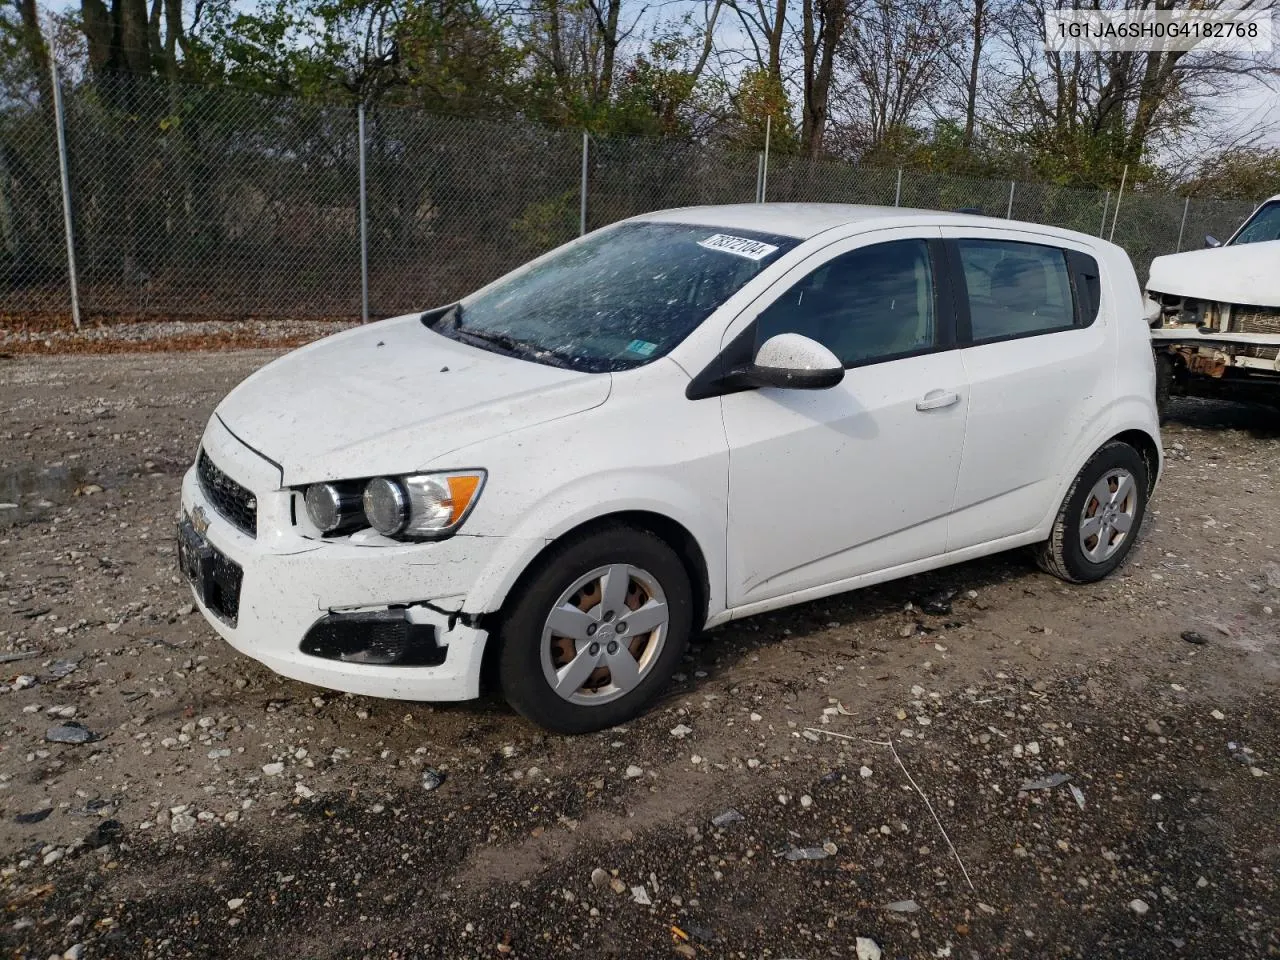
[1035,441,1149,584]
[496,525,694,734]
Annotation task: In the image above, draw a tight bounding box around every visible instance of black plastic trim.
[300,609,448,667]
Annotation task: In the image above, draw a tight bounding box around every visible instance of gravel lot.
[2,351,1278,960]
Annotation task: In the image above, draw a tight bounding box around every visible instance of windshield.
[1231,201,1280,245]
[427,222,799,372]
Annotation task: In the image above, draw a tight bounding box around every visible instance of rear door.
[939,227,1111,549]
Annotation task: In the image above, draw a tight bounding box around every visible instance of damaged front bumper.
[178,419,529,702]
[1149,293,1280,399]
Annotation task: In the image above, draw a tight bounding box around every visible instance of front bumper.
[179,417,513,701]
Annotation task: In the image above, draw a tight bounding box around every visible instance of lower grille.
[197,449,257,538]
[1229,305,1280,336]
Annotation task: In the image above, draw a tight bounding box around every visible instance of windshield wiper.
[449,318,577,370]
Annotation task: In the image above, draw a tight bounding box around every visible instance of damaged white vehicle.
[180,204,1161,733]
[1147,195,1280,412]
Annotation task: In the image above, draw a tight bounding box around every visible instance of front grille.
[1229,305,1280,336]
[197,449,257,538]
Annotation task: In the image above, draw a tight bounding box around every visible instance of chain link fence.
[0,71,1262,326]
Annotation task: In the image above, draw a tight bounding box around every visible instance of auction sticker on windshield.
[697,233,780,260]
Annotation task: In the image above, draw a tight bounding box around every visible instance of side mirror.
[1204,234,1221,248]
[746,333,844,390]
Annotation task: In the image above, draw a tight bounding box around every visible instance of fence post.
[1098,191,1110,237]
[755,153,764,203]
[761,115,771,203]
[894,168,902,207]
[1175,196,1190,252]
[49,55,81,330]
[1108,164,1128,243]
[579,131,589,237]
[358,103,369,324]
[1006,181,1015,219]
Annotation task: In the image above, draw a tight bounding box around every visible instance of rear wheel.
[1035,441,1149,584]
[496,525,693,734]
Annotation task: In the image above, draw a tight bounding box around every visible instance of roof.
[634,202,1092,243]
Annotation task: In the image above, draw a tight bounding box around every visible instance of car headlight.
[304,482,365,534]
[304,470,486,540]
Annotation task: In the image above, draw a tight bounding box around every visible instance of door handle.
[915,389,960,412]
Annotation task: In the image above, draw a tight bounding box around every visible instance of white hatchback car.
[179,204,1161,733]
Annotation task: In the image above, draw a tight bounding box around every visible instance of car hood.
[1147,240,1280,306]
[215,314,611,485]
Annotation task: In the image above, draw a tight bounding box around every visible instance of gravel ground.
[0,319,357,355]
[1,351,1278,960]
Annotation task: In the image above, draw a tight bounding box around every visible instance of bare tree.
[835,0,960,150]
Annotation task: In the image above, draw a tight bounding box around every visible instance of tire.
[1035,441,1149,584]
[1154,351,1175,426]
[496,524,694,734]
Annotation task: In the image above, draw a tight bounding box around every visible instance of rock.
[63,946,85,960]
[609,878,627,895]
[711,809,745,828]
[590,868,610,888]
[669,723,693,739]
[46,723,94,745]
[421,768,445,791]
[170,813,197,834]
[674,945,696,959]
[799,794,813,809]
[859,765,873,779]
[631,885,652,905]
[1263,562,1280,589]
[294,783,314,799]
[1180,630,1208,645]
[884,899,920,913]
[624,765,644,779]
[855,937,883,960]
[84,820,122,849]
[227,898,245,910]
[261,762,284,776]
[1129,898,1150,915]
[919,591,953,615]
[783,846,830,861]
[1210,709,1225,720]
[898,624,915,638]
[15,808,54,825]
[1020,773,1070,792]
[43,849,64,866]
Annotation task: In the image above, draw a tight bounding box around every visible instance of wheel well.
[1112,428,1160,493]
[475,511,712,697]
[486,511,712,628]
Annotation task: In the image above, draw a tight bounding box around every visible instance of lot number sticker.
[697,233,779,261]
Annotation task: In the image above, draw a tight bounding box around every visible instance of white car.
[179,204,1161,733]
[1147,194,1280,412]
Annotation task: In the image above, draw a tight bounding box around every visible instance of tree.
[833,0,961,155]
[799,0,847,155]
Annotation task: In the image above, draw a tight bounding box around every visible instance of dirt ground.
[1,351,1278,960]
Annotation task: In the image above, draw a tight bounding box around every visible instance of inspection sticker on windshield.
[626,339,658,357]
[697,233,779,261]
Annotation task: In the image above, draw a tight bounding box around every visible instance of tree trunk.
[962,0,984,147]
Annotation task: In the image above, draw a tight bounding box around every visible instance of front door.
[719,230,969,609]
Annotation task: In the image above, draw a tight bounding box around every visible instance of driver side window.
[754,239,937,367]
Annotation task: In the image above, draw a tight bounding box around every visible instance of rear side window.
[958,239,1077,342]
